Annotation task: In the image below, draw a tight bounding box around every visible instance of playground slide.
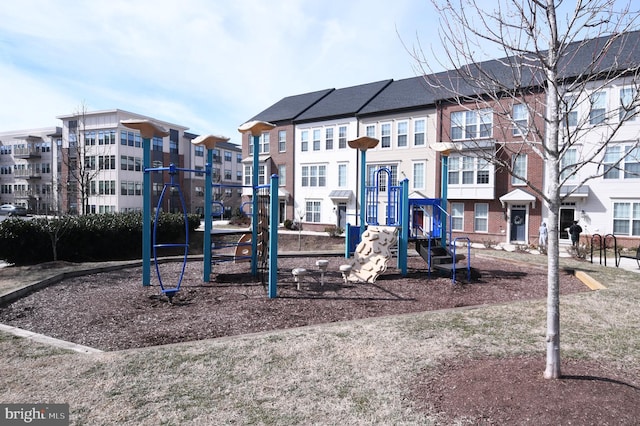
[344,225,398,283]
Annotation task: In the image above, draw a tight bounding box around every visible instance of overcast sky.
[1,1,633,144]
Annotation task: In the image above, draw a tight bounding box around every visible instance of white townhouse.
[356,77,441,226]
[292,80,392,231]
[553,76,640,246]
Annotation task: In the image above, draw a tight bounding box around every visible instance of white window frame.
[338,163,347,187]
[451,202,464,231]
[474,203,489,232]
[612,201,640,236]
[397,121,408,148]
[338,125,347,149]
[305,200,321,223]
[512,104,529,136]
[590,91,607,125]
[511,154,527,185]
[414,119,425,146]
[412,161,425,190]
[325,127,334,150]
[313,129,321,151]
[451,108,493,140]
[278,130,286,152]
[301,130,309,152]
[561,148,578,181]
[380,123,391,148]
[619,87,637,122]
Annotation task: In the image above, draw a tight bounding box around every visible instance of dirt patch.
[0,254,585,351]
[412,356,640,424]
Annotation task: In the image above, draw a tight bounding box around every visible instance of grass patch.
[0,250,639,424]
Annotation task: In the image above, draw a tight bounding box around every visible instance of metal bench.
[617,246,640,268]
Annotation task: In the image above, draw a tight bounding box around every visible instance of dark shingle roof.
[358,77,434,115]
[250,89,334,123]
[246,31,640,122]
[295,80,393,122]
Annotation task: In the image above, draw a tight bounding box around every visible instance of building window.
[625,146,640,178]
[305,200,321,223]
[301,130,309,152]
[224,169,232,180]
[278,130,286,152]
[244,165,251,185]
[278,164,286,186]
[451,202,464,231]
[367,164,398,191]
[590,91,606,125]
[313,129,321,151]
[397,121,408,147]
[449,156,491,185]
[474,203,489,232]
[511,154,527,185]
[619,87,637,121]
[301,165,326,187]
[236,170,242,181]
[412,162,425,189]
[258,165,265,185]
[338,163,347,187]
[561,148,578,181]
[338,126,347,149]
[602,145,639,180]
[512,104,529,136]
[152,137,163,152]
[85,131,96,146]
[381,123,391,148]
[563,94,579,127]
[414,119,425,146]
[451,108,493,140]
[477,158,490,184]
[236,153,242,163]
[365,124,376,138]
[261,132,270,153]
[224,151,232,162]
[613,202,640,236]
[195,146,204,157]
[325,128,334,150]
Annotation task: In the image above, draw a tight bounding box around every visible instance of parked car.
[0,204,27,216]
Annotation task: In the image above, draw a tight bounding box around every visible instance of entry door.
[336,204,346,229]
[559,208,575,240]
[279,201,285,225]
[510,208,527,242]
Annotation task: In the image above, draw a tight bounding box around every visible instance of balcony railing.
[13,170,42,179]
[13,148,42,159]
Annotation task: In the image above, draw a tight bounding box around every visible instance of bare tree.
[59,103,104,215]
[412,0,640,378]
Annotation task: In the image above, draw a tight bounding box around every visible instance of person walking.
[538,222,548,252]
[569,220,582,247]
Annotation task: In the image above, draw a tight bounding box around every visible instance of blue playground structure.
[123,119,281,300]
[345,157,474,283]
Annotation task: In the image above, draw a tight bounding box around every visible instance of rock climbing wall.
[347,225,399,283]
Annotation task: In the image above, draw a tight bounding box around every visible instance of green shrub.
[0,212,201,265]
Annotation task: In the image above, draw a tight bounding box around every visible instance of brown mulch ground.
[2,234,638,423]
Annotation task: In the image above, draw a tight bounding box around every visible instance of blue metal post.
[251,134,260,277]
[441,154,449,248]
[398,178,409,275]
[359,148,367,236]
[142,136,151,286]
[268,174,279,298]
[203,149,213,282]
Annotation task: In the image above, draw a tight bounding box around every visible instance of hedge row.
[0,212,201,265]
